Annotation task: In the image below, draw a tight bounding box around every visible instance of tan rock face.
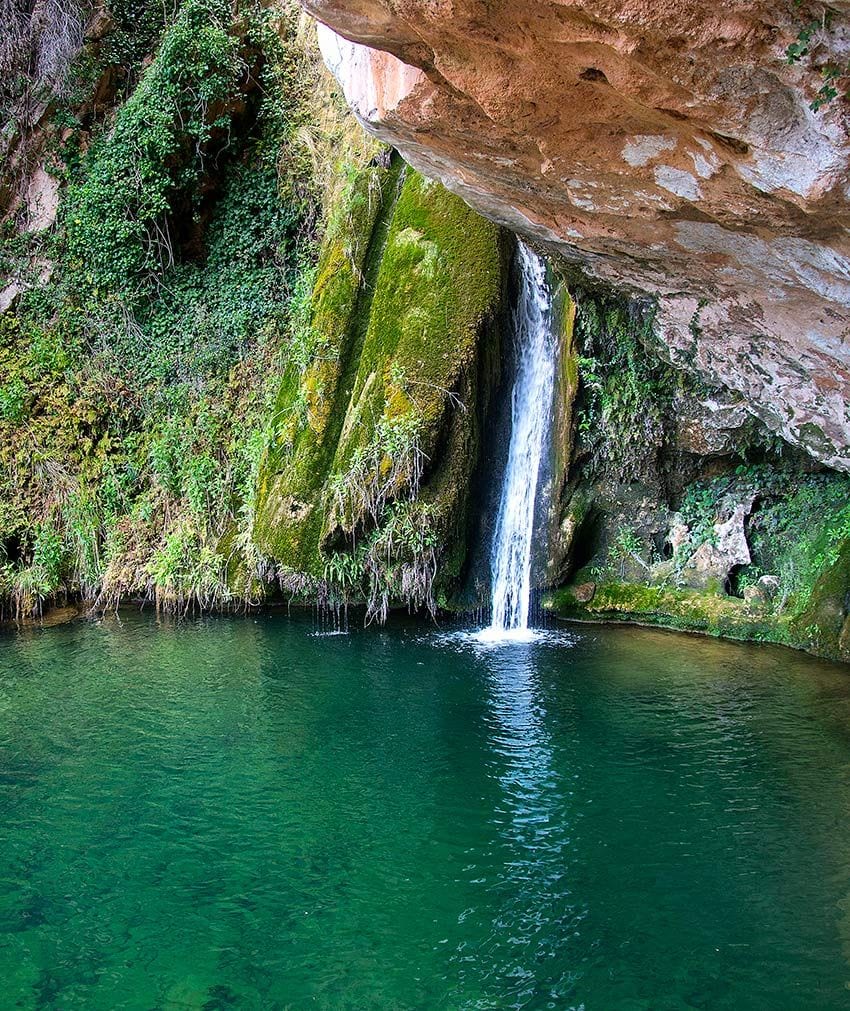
[304,0,850,469]
[25,166,60,232]
[682,503,752,590]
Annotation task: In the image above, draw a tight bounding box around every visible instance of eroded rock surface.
[680,501,753,591]
[304,0,850,468]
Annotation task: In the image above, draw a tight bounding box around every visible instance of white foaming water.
[434,627,576,654]
[482,244,558,641]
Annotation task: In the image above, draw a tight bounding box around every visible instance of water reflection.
[4,616,850,1008]
[464,639,588,1007]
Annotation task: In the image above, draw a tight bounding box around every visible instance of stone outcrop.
[302,0,850,469]
[254,158,508,617]
[679,501,753,591]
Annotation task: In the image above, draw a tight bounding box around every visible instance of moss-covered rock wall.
[255,161,507,618]
[543,283,850,664]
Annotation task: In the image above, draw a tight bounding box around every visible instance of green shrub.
[574,294,677,481]
[0,378,29,423]
[13,524,65,616]
[62,0,245,298]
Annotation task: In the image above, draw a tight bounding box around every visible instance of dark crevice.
[165,53,267,264]
[706,130,750,155]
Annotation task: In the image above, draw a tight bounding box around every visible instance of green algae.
[546,581,790,648]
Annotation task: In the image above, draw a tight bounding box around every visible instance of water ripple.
[0,615,848,1009]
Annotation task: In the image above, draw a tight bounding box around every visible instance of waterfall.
[483,243,557,640]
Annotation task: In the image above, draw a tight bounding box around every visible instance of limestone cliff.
[302,0,850,470]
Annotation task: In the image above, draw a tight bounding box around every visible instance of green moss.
[550,285,578,506]
[546,581,790,647]
[546,565,850,660]
[254,155,404,572]
[326,171,502,501]
[255,165,506,611]
[790,538,850,660]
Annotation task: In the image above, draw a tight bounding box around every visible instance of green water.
[2,615,850,1009]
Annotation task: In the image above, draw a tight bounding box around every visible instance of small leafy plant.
[786,4,849,110]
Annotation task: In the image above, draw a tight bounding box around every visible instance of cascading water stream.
[483,243,557,640]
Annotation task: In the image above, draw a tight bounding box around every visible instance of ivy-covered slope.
[0,0,378,616]
[0,0,507,622]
